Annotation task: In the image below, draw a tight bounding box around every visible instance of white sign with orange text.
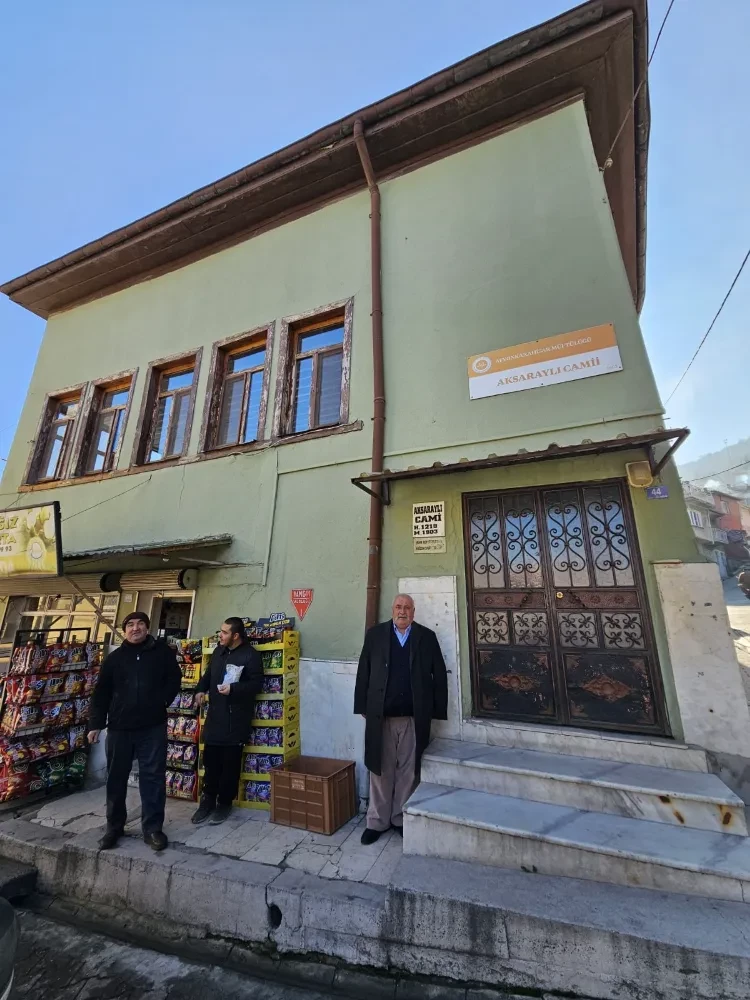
[467,323,622,399]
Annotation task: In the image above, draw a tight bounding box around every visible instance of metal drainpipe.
[353,120,385,633]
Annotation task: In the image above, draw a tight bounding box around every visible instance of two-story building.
[682,482,729,578]
[711,489,750,572]
[3,0,750,832]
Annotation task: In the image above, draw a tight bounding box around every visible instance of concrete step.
[403,782,750,902]
[463,719,710,771]
[422,739,747,835]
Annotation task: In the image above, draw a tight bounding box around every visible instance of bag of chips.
[44,675,65,699]
[68,726,87,751]
[64,673,86,697]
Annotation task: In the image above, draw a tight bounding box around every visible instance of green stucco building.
[3,0,749,809]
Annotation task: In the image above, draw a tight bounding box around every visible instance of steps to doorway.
[421,739,746,834]
[461,718,711,771]
[405,737,750,902]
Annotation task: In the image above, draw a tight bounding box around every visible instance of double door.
[464,480,668,734]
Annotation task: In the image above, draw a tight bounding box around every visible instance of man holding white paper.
[192,618,263,825]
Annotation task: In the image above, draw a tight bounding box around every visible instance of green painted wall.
[1,100,699,737]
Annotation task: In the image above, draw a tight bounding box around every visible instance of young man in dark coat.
[192,617,263,825]
[88,611,182,852]
[354,593,448,845]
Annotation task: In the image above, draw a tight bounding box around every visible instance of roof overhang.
[63,533,232,565]
[1,0,648,318]
[351,428,689,504]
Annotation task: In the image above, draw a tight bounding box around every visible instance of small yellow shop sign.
[0,503,63,578]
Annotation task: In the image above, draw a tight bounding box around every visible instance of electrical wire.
[61,475,152,523]
[600,0,677,171]
[686,460,750,484]
[666,247,750,404]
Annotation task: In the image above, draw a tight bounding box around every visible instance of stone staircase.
[403,735,750,902]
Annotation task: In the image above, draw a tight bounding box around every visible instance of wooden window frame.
[131,349,202,467]
[200,324,274,454]
[74,369,137,477]
[25,382,87,485]
[272,298,353,441]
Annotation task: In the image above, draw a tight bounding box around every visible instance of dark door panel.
[464,480,669,735]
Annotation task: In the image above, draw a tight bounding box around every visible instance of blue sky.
[1,0,748,470]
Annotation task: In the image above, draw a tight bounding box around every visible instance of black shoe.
[361,828,383,846]
[98,829,123,851]
[191,796,215,825]
[210,804,233,825]
[144,831,168,852]
[391,824,403,838]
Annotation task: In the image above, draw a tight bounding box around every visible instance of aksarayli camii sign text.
[467,323,622,399]
[413,502,445,538]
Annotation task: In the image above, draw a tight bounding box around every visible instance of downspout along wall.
[354,121,385,632]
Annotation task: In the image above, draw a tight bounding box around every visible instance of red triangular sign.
[291,589,314,620]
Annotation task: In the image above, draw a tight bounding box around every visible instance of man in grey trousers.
[354,594,448,845]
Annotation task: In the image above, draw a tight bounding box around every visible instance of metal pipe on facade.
[353,120,385,633]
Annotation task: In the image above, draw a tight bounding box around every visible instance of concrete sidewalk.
[31,788,403,885]
[0,786,749,1000]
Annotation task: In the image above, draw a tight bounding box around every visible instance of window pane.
[244,371,264,443]
[103,388,129,409]
[110,410,124,457]
[293,357,313,433]
[298,325,344,354]
[40,425,67,479]
[217,378,244,446]
[149,396,173,461]
[317,351,343,426]
[163,370,194,392]
[168,390,190,456]
[55,399,79,420]
[228,348,265,374]
[87,411,115,472]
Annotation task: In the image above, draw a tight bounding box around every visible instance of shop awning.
[0,567,198,598]
[351,428,689,503]
[63,533,232,562]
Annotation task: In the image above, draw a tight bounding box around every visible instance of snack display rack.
[0,629,102,804]
[165,639,202,801]
[198,620,301,811]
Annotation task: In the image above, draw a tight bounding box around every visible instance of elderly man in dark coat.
[354,593,448,845]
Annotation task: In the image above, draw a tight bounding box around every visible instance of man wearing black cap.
[88,611,182,852]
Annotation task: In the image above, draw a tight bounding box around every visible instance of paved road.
[725,576,750,702]
[12,910,337,1000]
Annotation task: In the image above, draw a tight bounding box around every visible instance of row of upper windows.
[25,300,354,486]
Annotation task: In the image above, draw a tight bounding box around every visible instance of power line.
[666,247,750,404]
[61,476,152,524]
[601,0,677,171]
[686,460,750,484]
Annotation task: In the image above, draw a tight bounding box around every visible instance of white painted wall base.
[654,561,750,758]
[398,576,462,740]
[299,657,368,797]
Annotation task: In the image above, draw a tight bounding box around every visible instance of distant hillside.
[679,438,750,490]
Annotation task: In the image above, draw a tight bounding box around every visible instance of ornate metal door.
[464,481,668,734]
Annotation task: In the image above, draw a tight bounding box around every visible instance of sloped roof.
[1,0,649,318]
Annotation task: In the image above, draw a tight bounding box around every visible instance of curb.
[21,892,546,1000]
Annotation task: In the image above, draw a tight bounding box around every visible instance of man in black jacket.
[192,617,263,825]
[354,594,448,845]
[88,611,182,852]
